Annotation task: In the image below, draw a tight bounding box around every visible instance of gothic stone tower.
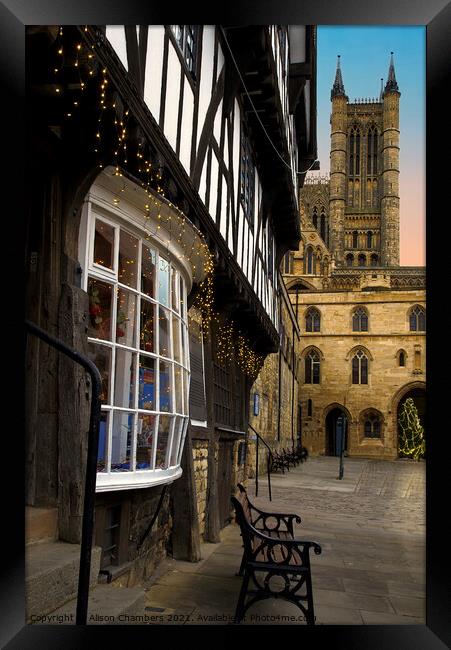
[329,54,401,268]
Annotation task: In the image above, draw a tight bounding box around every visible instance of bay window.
[80,169,206,491]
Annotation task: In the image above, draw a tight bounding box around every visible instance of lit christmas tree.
[398,397,425,460]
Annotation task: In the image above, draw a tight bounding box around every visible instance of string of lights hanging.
[51,25,265,380]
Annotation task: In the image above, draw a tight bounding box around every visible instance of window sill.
[96,466,182,492]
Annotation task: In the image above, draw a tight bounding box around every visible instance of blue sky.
[307,26,425,265]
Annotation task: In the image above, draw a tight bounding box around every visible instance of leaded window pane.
[94,220,115,269]
[304,356,311,383]
[361,357,368,384]
[352,356,359,384]
[312,361,320,384]
[88,278,113,341]
[136,414,156,469]
[158,257,170,306]
[118,230,138,288]
[114,349,136,408]
[361,313,368,331]
[138,356,155,410]
[97,412,109,472]
[140,299,155,353]
[111,412,133,471]
[156,416,172,469]
[159,307,171,358]
[88,343,111,405]
[141,244,156,298]
[313,312,320,332]
[159,361,172,412]
[418,311,426,331]
[116,288,136,346]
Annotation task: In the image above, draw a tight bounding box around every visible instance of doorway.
[325,407,348,456]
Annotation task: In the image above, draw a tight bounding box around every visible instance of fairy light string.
[53,24,265,379]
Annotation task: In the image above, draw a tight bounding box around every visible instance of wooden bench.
[231,485,321,624]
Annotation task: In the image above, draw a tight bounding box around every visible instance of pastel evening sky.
[306,26,425,267]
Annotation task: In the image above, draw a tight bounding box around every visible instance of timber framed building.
[25,24,317,615]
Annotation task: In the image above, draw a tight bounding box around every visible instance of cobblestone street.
[144,456,425,625]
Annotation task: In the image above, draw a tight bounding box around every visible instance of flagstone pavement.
[143,456,425,625]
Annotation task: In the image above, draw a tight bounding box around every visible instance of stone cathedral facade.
[284,55,426,460]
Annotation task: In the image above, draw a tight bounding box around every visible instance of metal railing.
[248,424,272,501]
[25,320,102,626]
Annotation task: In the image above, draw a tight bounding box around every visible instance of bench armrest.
[247,525,322,564]
[250,506,301,536]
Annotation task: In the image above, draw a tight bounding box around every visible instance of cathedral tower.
[328,53,401,268]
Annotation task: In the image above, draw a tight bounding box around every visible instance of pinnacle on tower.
[379,78,384,101]
[331,55,348,100]
[384,52,399,94]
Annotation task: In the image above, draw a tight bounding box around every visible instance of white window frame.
[79,186,195,492]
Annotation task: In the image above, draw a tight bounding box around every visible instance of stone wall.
[248,284,300,476]
[192,439,209,537]
[296,287,426,459]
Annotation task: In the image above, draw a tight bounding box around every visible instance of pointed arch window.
[370,254,378,266]
[358,253,366,267]
[367,231,373,248]
[367,126,378,176]
[305,350,320,384]
[312,207,318,229]
[409,305,426,331]
[349,127,361,176]
[352,307,368,332]
[352,349,368,384]
[362,411,381,438]
[398,350,406,367]
[352,231,358,248]
[307,398,313,417]
[346,253,354,267]
[305,308,321,332]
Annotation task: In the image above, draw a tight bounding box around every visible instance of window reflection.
[141,244,156,297]
[118,230,138,288]
[159,361,172,412]
[156,416,172,469]
[158,256,170,306]
[88,278,113,341]
[136,414,156,469]
[94,220,114,269]
[138,356,155,410]
[111,412,133,471]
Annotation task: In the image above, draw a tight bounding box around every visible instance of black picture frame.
[3,1,450,648]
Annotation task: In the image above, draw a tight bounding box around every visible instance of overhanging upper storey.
[221,25,318,255]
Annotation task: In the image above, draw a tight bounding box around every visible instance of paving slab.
[144,456,425,625]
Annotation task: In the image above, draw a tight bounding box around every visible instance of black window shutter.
[189,327,207,421]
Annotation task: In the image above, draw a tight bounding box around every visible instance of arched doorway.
[325,406,349,456]
[396,385,426,455]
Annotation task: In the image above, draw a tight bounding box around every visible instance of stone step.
[33,584,148,625]
[26,541,102,620]
[25,506,58,545]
